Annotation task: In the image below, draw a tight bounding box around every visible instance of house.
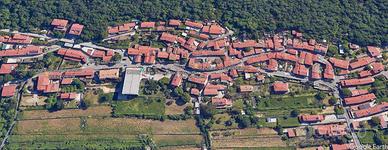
[36,74,60,93]
[367,46,381,58]
[170,73,183,87]
[159,32,177,43]
[0,46,43,57]
[299,114,325,123]
[68,23,84,36]
[140,22,156,28]
[315,124,347,137]
[98,69,120,80]
[353,102,388,118]
[57,48,88,63]
[190,88,200,96]
[267,59,278,71]
[51,19,68,31]
[59,93,77,100]
[168,19,181,26]
[349,57,375,70]
[272,81,289,93]
[85,48,114,62]
[293,63,308,76]
[63,68,94,79]
[239,85,254,92]
[287,128,296,138]
[323,62,335,80]
[0,64,18,74]
[211,98,232,108]
[350,89,369,97]
[340,77,375,87]
[1,84,17,97]
[0,34,33,44]
[61,78,73,85]
[344,93,376,105]
[232,40,257,49]
[331,143,355,150]
[329,57,349,70]
[122,68,141,95]
[184,20,203,29]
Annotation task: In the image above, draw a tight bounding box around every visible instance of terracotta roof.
[140,22,155,28]
[160,32,177,43]
[190,88,200,96]
[57,48,87,63]
[1,84,17,97]
[60,93,77,100]
[340,77,375,87]
[61,78,73,85]
[68,23,84,35]
[168,19,181,26]
[293,63,308,76]
[0,63,18,74]
[63,68,94,78]
[329,57,349,69]
[98,69,120,79]
[267,59,278,71]
[299,114,325,122]
[203,88,218,96]
[51,19,68,28]
[212,98,232,108]
[188,74,208,85]
[232,40,257,49]
[170,73,183,87]
[311,64,321,80]
[367,46,381,57]
[350,89,369,97]
[344,93,376,105]
[331,143,355,150]
[315,124,346,137]
[36,74,60,93]
[353,102,388,118]
[349,57,375,69]
[185,21,203,29]
[273,81,289,93]
[202,24,225,35]
[191,50,225,57]
[287,129,296,138]
[239,85,254,92]
[323,62,335,80]
[0,45,42,57]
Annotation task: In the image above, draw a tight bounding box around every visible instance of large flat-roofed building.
[122,68,141,95]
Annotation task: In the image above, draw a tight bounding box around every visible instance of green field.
[277,117,300,127]
[112,96,165,117]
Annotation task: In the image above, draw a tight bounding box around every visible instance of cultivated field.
[10,117,202,149]
[20,106,112,120]
[210,128,288,149]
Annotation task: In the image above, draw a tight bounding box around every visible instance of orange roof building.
[36,74,60,93]
[51,19,69,30]
[185,20,203,29]
[239,85,254,92]
[344,93,376,105]
[272,81,289,93]
[170,73,183,87]
[367,46,381,57]
[68,23,84,36]
[329,57,349,70]
[212,98,232,108]
[340,77,375,87]
[57,48,87,63]
[0,64,18,75]
[140,22,155,28]
[299,114,325,123]
[98,69,120,79]
[63,68,94,79]
[353,102,388,118]
[60,93,77,100]
[349,57,375,69]
[0,34,33,44]
[1,84,17,97]
[315,124,347,137]
[0,46,42,57]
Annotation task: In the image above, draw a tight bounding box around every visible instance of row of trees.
[0,0,385,46]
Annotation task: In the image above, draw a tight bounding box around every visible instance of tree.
[200,104,215,119]
[341,88,352,97]
[334,106,345,115]
[315,92,326,100]
[158,77,170,85]
[236,115,251,128]
[72,79,85,92]
[110,53,122,62]
[370,116,380,127]
[144,79,159,94]
[290,109,300,117]
[99,93,114,103]
[329,97,338,105]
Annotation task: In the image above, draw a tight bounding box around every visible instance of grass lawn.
[277,117,300,127]
[257,94,319,110]
[112,95,165,116]
[211,114,238,130]
[357,131,375,144]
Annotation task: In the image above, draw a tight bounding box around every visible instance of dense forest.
[0,0,386,46]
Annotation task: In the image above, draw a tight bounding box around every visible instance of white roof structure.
[122,67,141,95]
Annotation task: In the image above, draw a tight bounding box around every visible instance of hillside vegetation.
[0,0,386,46]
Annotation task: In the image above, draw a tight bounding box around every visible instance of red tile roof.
[36,74,60,93]
[273,81,289,93]
[98,69,120,79]
[140,22,155,28]
[57,48,87,63]
[349,57,375,69]
[61,78,73,85]
[159,32,177,43]
[267,59,278,71]
[169,19,181,26]
[188,74,208,85]
[350,89,369,97]
[329,57,349,69]
[203,88,218,96]
[0,63,18,74]
[170,73,183,87]
[191,50,225,57]
[367,46,381,57]
[202,24,225,35]
[344,93,376,105]
[63,68,94,78]
[331,143,355,150]
[299,114,325,122]
[293,63,308,76]
[0,46,42,57]
[232,40,257,49]
[51,19,68,29]
[60,93,77,100]
[311,64,321,80]
[287,129,296,138]
[1,84,17,97]
[239,85,254,92]
[185,21,203,29]
[315,124,346,136]
[212,98,232,108]
[190,88,200,96]
[0,34,33,44]
[353,102,388,118]
[68,23,84,35]
[323,62,335,80]
[340,77,375,87]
